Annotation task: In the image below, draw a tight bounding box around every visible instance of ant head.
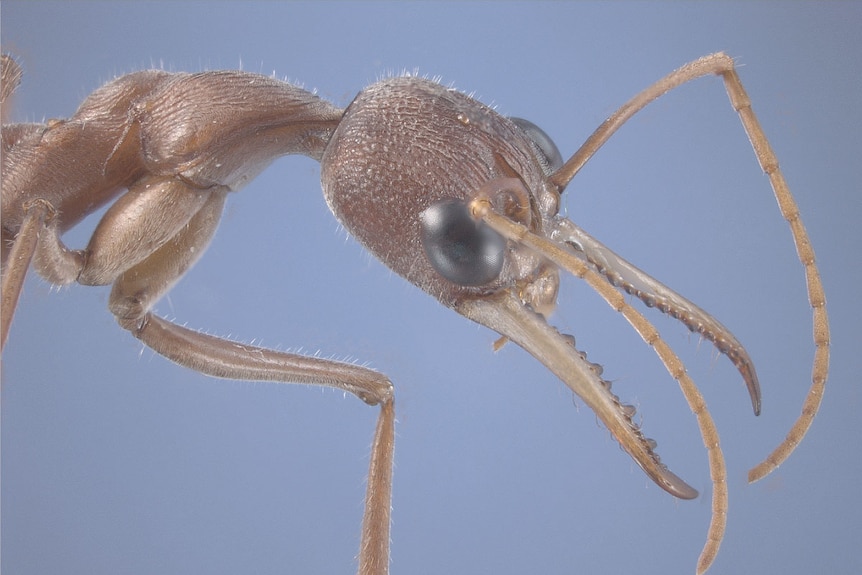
[320,75,561,314]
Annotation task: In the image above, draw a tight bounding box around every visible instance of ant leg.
[1,199,50,349]
[105,186,394,575]
[30,176,213,287]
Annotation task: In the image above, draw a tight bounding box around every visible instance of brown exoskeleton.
[0,53,830,574]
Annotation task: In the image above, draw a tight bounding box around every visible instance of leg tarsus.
[359,399,395,575]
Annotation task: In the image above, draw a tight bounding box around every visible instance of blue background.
[3,2,860,574]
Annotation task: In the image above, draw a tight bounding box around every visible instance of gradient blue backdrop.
[3,2,860,574]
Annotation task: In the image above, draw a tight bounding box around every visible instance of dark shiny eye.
[509,117,564,175]
[419,199,506,287]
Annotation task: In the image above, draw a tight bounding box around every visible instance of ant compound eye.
[419,199,506,287]
[509,117,564,175]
